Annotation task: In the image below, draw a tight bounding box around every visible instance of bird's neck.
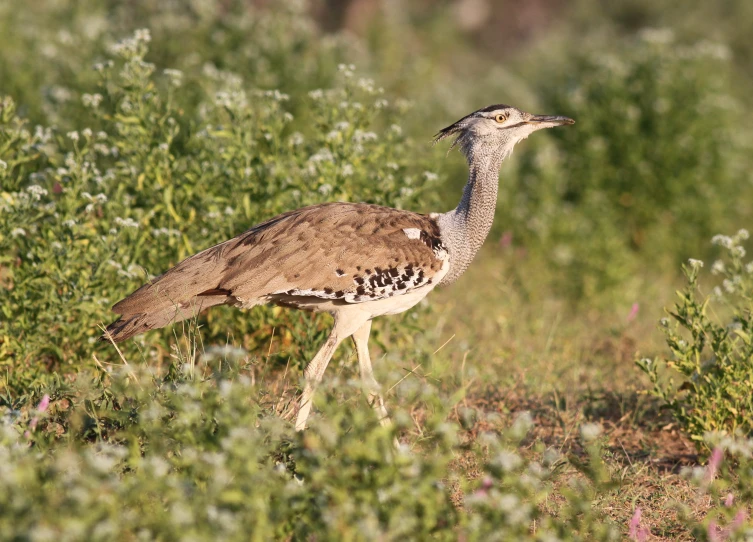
[436,148,506,285]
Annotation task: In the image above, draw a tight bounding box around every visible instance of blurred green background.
[3,2,753,539]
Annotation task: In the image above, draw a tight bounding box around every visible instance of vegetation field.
[3,1,753,540]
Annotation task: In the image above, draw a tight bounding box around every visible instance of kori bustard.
[103,104,574,430]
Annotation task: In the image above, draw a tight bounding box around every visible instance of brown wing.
[108,203,447,334]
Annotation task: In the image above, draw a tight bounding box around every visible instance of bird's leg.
[295,313,369,432]
[352,320,391,427]
[295,328,343,431]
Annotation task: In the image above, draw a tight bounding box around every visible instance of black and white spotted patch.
[277,261,442,304]
[275,225,449,304]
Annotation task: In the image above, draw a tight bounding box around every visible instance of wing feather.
[111,202,448,317]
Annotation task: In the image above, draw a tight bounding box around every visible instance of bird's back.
[103,202,449,342]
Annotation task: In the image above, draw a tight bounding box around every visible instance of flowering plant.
[637,230,753,448]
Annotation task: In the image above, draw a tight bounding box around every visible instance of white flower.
[423,172,439,181]
[82,93,103,108]
[493,451,522,472]
[264,89,289,102]
[745,262,753,274]
[97,131,108,140]
[356,77,375,92]
[375,98,388,109]
[732,246,746,258]
[163,68,183,86]
[27,185,48,199]
[289,132,304,146]
[737,229,750,240]
[10,228,26,237]
[341,163,354,176]
[224,206,235,216]
[580,423,603,442]
[318,183,332,195]
[390,124,402,135]
[688,258,704,269]
[308,89,324,100]
[308,148,334,164]
[134,28,151,43]
[114,217,139,229]
[352,130,377,143]
[337,63,355,78]
[62,219,77,228]
[711,260,726,275]
[66,131,79,142]
[334,121,350,131]
[81,128,93,139]
[0,160,7,170]
[711,235,733,248]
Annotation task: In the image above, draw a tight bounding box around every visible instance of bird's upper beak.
[526,115,575,126]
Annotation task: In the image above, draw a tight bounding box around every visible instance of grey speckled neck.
[436,144,511,285]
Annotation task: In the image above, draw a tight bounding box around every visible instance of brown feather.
[103,202,447,342]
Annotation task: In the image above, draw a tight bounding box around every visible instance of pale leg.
[295,329,342,431]
[295,312,368,431]
[352,320,391,427]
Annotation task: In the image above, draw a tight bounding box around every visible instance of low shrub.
[0,358,626,541]
[637,230,753,448]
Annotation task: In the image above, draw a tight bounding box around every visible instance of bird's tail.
[100,294,230,343]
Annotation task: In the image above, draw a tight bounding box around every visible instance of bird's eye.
[494,113,507,123]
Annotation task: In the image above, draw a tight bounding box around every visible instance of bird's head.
[434,104,574,163]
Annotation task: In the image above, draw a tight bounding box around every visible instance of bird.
[102,104,574,431]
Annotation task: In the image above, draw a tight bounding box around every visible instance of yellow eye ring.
[494,113,507,123]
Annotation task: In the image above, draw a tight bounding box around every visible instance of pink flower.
[474,476,494,497]
[731,510,746,530]
[499,231,513,249]
[706,447,723,483]
[29,394,50,431]
[724,493,734,507]
[627,303,640,323]
[708,521,721,542]
[629,507,649,541]
[708,510,746,542]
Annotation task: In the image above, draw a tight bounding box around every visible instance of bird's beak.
[526,115,575,126]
